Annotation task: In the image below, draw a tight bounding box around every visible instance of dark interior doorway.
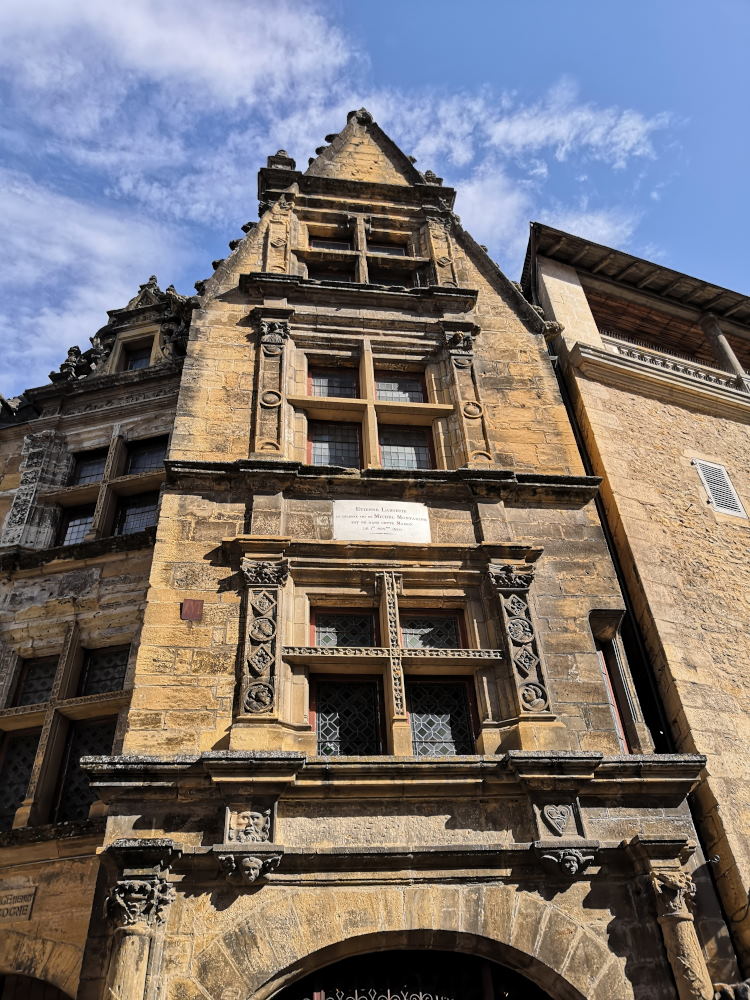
[0,975,70,1000]
[275,949,553,1000]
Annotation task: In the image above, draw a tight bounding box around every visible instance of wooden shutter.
[693,459,747,517]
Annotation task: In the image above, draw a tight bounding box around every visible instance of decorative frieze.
[487,564,552,716]
[250,310,293,456]
[240,558,288,715]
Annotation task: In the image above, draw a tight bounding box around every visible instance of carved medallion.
[507,617,534,643]
[260,390,282,408]
[249,617,276,641]
[462,401,483,419]
[520,683,548,712]
[245,681,274,713]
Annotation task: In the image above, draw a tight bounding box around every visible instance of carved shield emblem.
[542,804,572,836]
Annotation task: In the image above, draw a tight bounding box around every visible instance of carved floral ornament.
[105,876,175,927]
[241,559,290,588]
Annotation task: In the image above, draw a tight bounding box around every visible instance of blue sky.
[1,0,748,397]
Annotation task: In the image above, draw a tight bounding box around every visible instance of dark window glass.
[315,680,382,756]
[126,436,168,474]
[368,242,407,256]
[0,731,39,831]
[71,448,108,486]
[58,505,95,546]
[375,372,425,403]
[407,682,474,757]
[308,421,360,467]
[309,367,358,399]
[113,492,159,535]
[11,657,57,706]
[368,267,413,287]
[79,646,130,696]
[309,237,353,251]
[53,718,117,823]
[123,344,152,371]
[314,612,375,648]
[379,427,432,470]
[307,265,355,282]
[400,615,461,649]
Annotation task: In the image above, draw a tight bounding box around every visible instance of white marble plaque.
[333,500,431,543]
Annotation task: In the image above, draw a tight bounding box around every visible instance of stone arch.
[0,929,79,998]
[188,883,633,1000]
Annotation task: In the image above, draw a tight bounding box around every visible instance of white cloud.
[543,204,641,250]
[0,169,188,396]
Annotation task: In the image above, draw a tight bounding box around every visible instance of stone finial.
[267,149,296,170]
[423,170,443,186]
[347,108,373,125]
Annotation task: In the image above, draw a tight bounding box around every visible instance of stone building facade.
[0,110,745,999]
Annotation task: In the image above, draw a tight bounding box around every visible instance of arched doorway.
[0,974,71,999]
[273,950,553,1000]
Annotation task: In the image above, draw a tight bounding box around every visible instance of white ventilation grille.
[693,460,747,517]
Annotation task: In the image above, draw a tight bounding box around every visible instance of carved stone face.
[561,854,580,876]
[239,811,267,837]
[241,857,263,882]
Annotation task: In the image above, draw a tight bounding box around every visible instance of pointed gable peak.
[305,107,428,188]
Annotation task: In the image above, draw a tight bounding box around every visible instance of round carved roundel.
[249,617,277,641]
[507,617,534,643]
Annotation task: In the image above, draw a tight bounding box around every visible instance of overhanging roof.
[522,223,750,333]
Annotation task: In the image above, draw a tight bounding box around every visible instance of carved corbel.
[239,559,289,715]
[218,852,282,885]
[487,563,552,716]
[534,842,599,878]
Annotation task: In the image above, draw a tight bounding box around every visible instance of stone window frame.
[106,323,162,374]
[309,673,387,756]
[0,626,133,830]
[41,426,170,548]
[283,569,504,756]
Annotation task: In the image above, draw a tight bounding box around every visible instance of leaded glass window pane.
[316,681,382,756]
[379,427,432,469]
[407,682,474,757]
[309,237,353,251]
[12,657,57,706]
[307,265,355,282]
[368,242,407,256]
[314,613,375,648]
[124,345,151,371]
[59,506,95,546]
[309,368,358,399]
[308,422,360,467]
[375,372,425,403]
[53,718,117,823]
[400,614,461,649]
[0,731,39,830]
[126,436,168,474]
[114,492,159,535]
[71,448,107,486]
[79,646,130,696]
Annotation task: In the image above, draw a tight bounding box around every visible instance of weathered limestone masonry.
[526,223,750,989]
[0,110,745,999]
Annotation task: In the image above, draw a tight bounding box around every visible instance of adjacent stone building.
[0,110,745,999]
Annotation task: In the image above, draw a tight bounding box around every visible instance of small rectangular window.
[79,646,130,696]
[400,613,462,649]
[313,611,377,647]
[693,460,747,517]
[52,718,117,824]
[70,448,108,486]
[379,426,433,470]
[123,344,152,371]
[126,436,168,474]
[11,657,57,707]
[309,237,353,252]
[375,372,425,403]
[0,730,39,831]
[595,641,631,753]
[308,367,359,399]
[368,242,407,256]
[308,421,361,467]
[407,680,475,757]
[313,679,383,756]
[113,492,159,535]
[58,505,95,546]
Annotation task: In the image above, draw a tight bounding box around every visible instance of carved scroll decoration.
[487,564,552,715]
[240,559,289,714]
[376,571,406,718]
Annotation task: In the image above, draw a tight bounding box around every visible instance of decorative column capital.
[241,558,289,588]
[488,563,535,592]
[651,869,698,921]
[106,877,175,928]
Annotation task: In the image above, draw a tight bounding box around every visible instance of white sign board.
[333,500,431,543]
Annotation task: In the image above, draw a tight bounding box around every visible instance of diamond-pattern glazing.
[316,681,381,756]
[53,718,117,823]
[79,646,130,696]
[400,615,460,649]
[314,613,375,647]
[407,682,474,757]
[12,657,57,706]
[0,731,39,830]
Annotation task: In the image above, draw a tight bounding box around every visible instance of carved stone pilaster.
[424,212,458,287]
[376,571,406,718]
[487,563,552,716]
[250,309,293,456]
[240,559,288,715]
[1,431,73,548]
[650,870,714,1000]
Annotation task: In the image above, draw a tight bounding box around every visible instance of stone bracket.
[533,839,600,878]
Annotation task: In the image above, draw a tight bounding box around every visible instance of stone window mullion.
[376,571,411,754]
[17,704,58,826]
